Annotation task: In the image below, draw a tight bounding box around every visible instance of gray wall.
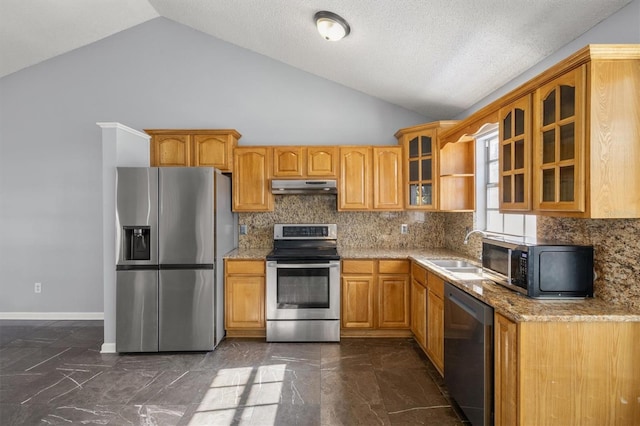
[458,0,640,119]
[0,17,426,315]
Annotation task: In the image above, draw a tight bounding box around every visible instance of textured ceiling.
[0,0,633,118]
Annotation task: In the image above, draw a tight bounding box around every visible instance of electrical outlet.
[239,224,248,235]
[401,224,409,234]
[34,282,42,293]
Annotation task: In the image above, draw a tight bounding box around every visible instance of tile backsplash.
[537,216,640,310]
[442,212,640,310]
[238,195,444,251]
[240,195,639,309]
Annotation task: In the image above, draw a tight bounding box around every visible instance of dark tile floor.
[0,320,468,425]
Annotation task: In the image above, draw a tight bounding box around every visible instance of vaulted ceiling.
[0,0,633,118]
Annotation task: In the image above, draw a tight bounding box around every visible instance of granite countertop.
[410,256,640,323]
[224,248,271,259]
[339,247,460,259]
[224,246,640,322]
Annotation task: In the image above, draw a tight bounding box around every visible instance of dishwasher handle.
[447,292,480,320]
[445,283,493,325]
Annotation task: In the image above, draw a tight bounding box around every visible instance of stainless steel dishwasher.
[444,282,493,426]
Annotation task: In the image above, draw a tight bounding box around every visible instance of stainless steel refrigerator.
[115,167,237,352]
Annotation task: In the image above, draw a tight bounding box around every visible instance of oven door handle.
[267,262,339,269]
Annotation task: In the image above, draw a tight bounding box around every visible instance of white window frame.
[475,127,535,239]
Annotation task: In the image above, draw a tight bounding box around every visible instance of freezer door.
[116,167,159,266]
[159,168,214,265]
[116,270,158,352]
[159,269,214,351]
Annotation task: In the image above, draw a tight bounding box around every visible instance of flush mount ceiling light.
[314,11,350,41]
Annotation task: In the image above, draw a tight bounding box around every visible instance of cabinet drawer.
[225,260,264,275]
[379,260,410,274]
[428,272,444,298]
[412,262,427,285]
[342,260,375,274]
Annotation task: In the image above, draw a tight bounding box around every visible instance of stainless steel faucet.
[463,229,487,245]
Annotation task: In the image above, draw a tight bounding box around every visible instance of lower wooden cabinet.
[341,259,411,336]
[410,261,445,376]
[494,312,518,426]
[341,259,377,329]
[494,313,640,425]
[426,272,445,375]
[410,278,427,350]
[224,259,265,337]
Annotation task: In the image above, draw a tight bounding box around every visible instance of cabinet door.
[373,146,403,210]
[339,147,371,210]
[411,279,427,350]
[341,275,375,328]
[426,289,444,375]
[233,147,273,211]
[151,134,191,167]
[273,146,304,177]
[192,134,233,172]
[533,66,585,213]
[500,95,532,211]
[495,313,518,426]
[404,130,437,209]
[307,146,338,177]
[225,275,265,329]
[378,274,410,328]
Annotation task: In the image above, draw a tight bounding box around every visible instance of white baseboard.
[100,342,116,353]
[0,312,104,320]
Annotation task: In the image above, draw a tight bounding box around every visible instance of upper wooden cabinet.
[146,129,240,172]
[500,95,532,211]
[149,133,191,167]
[373,146,404,211]
[530,50,640,218]
[339,147,371,210]
[339,146,403,211]
[533,66,585,214]
[307,146,339,177]
[395,121,458,210]
[233,147,273,212]
[441,45,640,218]
[272,146,304,177]
[272,146,338,178]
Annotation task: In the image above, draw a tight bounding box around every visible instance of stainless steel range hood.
[271,179,337,195]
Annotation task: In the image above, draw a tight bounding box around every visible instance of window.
[477,129,536,239]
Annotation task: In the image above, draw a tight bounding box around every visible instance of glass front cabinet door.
[403,129,437,209]
[533,66,585,213]
[499,95,532,211]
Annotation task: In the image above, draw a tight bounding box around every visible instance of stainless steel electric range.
[265,224,340,342]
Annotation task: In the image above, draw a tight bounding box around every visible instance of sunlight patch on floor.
[188,364,286,425]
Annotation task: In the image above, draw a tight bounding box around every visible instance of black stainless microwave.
[481,237,594,298]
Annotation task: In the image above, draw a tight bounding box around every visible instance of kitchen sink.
[445,267,484,274]
[429,259,477,268]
